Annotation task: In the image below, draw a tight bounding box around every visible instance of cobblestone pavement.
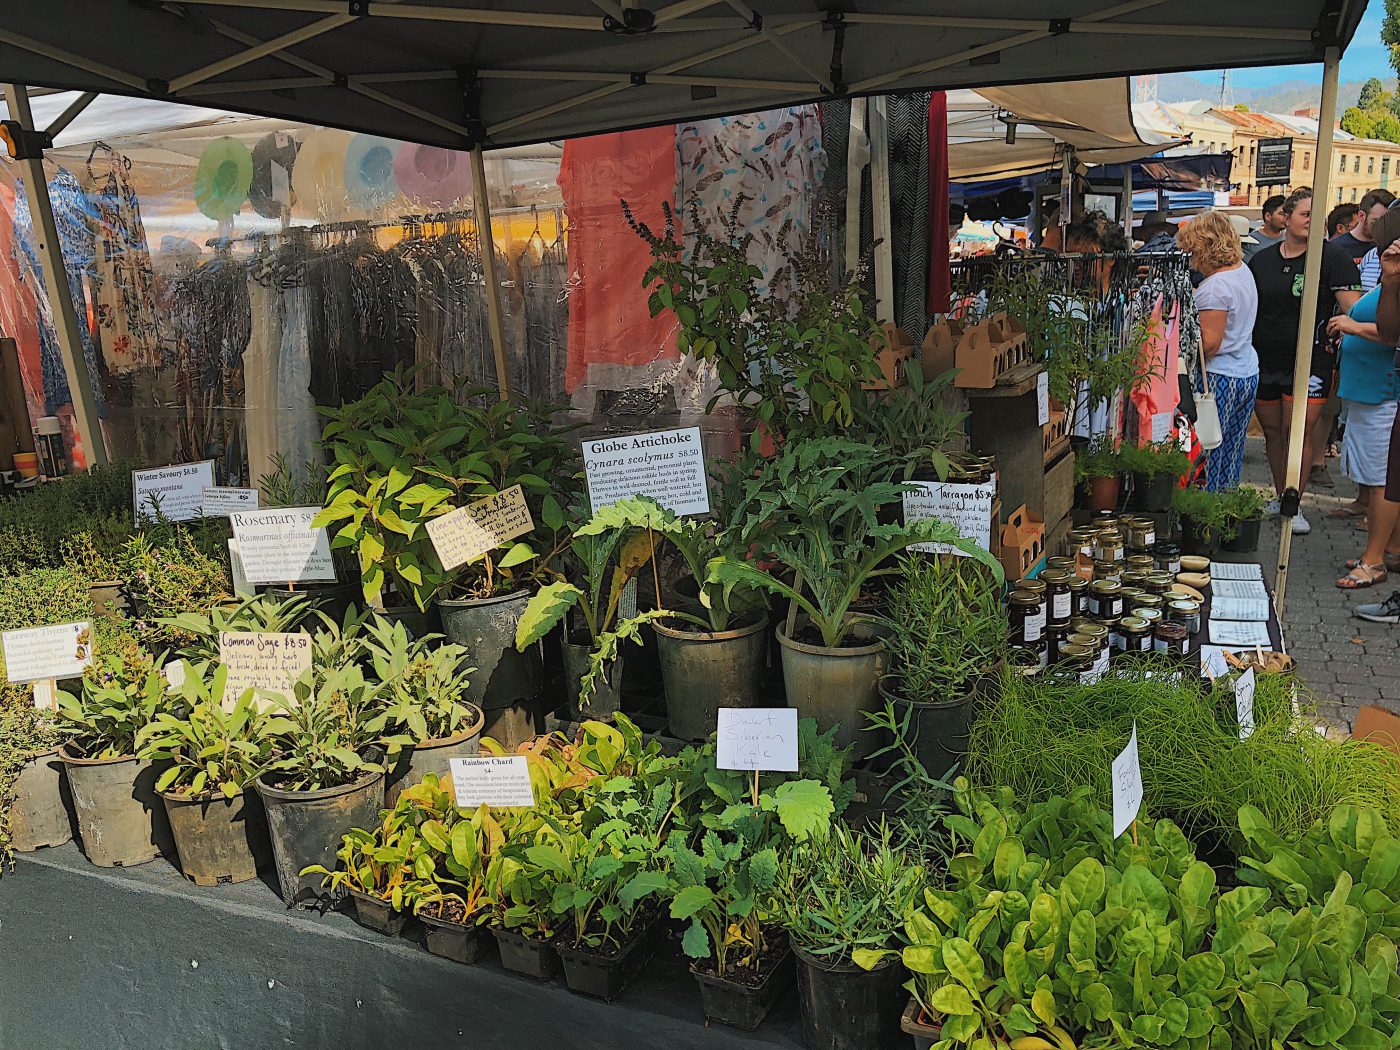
[1239,436,1399,732]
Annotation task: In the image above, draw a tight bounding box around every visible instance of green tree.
[1233,103,1250,112]
[1359,76,1389,110]
[1386,0,1400,77]
[1374,113,1400,143]
[1342,105,1379,139]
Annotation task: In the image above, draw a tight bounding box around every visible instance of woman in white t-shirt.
[1177,211,1260,490]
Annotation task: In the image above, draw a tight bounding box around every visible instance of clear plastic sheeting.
[0,104,828,483]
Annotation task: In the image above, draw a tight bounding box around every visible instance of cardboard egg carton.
[999,503,1046,581]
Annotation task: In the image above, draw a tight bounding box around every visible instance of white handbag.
[1194,341,1223,451]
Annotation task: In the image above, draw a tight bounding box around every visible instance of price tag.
[1112,722,1143,839]
[716,708,799,772]
[164,659,187,693]
[1036,371,1050,427]
[1,621,91,683]
[218,631,312,709]
[425,484,535,572]
[582,427,710,516]
[449,756,536,808]
[133,460,216,522]
[1235,667,1257,741]
[1150,412,1173,443]
[230,507,335,585]
[1200,645,1230,681]
[202,486,260,516]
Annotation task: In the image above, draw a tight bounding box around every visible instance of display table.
[0,844,803,1050]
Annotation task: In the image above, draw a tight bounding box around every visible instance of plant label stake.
[449,756,536,808]
[1235,666,1256,741]
[716,708,799,781]
[1200,645,1229,682]
[1112,721,1143,841]
[32,678,56,711]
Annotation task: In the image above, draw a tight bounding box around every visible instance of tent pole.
[3,83,107,468]
[1122,165,1133,241]
[870,95,895,324]
[470,145,512,399]
[1273,45,1340,612]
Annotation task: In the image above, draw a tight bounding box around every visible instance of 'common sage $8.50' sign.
[582,427,710,516]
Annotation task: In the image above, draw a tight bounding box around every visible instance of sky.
[1196,4,1391,90]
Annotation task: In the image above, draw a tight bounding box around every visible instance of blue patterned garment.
[1204,371,1259,491]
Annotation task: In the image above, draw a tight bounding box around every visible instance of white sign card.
[228,539,254,598]
[1036,371,1050,427]
[31,679,56,710]
[1,621,91,683]
[1150,412,1173,443]
[1210,579,1269,601]
[229,507,336,585]
[716,708,800,772]
[426,485,535,572]
[1208,619,1273,648]
[1112,722,1144,839]
[218,631,312,708]
[1210,561,1264,581]
[1210,596,1272,623]
[1200,645,1231,681]
[202,486,260,516]
[582,427,710,516]
[164,658,188,693]
[449,756,537,808]
[903,479,997,556]
[1235,667,1257,741]
[132,460,216,522]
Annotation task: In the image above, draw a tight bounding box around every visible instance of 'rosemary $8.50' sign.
[582,427,710,516]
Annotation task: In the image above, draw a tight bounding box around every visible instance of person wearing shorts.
[1248,188,1363,535]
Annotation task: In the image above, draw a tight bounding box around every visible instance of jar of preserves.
[1153,541,1182,574]
[1167,599,1201,635]
[1045,622,1071,663]
[1133,593,1165,614]
[1040,569,1073,625]
[1088,580,1124,619]
[1125,554,1156,573]
[1131,607,1163,627]
[1144,572,1176,595]
[1117,615,1154,653]
[1095,532,1125,563]
[1007,644,1046,676]
[1056,642,1094,677]
[1153,620,1189,655]
[1093,559,1123,582]
[1008,589,1047,644]
[1066,577,1088,618]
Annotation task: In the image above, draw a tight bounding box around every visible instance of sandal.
[1327,505,1367,519]
[1345,552,1400,572]
[1338,563,1389,589]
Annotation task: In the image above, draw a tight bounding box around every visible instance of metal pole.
[1060,145,1074,237]
[1274,45,1340,611]
[1122,164,1134,240]
[3,83,107,467]
[469,145,512,398]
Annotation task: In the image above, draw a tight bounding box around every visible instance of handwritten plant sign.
[1112,722,1143,839]
[902,479,996,556]
[426,484,535,571]
[132,460,215,522]
[582,427,710,516]
[218,631,312,709]
[716,708,799,772]
[229,507,335,585]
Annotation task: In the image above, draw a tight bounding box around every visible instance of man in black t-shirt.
[1248,188,1363,533]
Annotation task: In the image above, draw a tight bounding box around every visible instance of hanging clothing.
[87,143,162,373]
[558,126,679,393]
[927,92,951,317]
[883,94,929,336]
[0,184,47,421]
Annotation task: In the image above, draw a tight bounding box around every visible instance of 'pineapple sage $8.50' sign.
[582,427,710,516]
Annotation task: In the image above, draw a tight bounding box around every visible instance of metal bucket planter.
[60,748,174,867]
[792,944,907,1050]
[161,789,271,886]
[655,615,769,741]
[776,622,887,757]
[560,631,624,721]
[8,747,74,852]
[438,591,542,749]
[383,708,485,806]
[254,770,385,906]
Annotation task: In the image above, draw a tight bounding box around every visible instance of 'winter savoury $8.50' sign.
[582,427,710,516]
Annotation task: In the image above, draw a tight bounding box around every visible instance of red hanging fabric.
[927,91,951,315]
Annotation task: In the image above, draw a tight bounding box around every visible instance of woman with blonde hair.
[1177,210,1259,489]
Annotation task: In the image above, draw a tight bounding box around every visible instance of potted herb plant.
[1,684,70,859]
[257,454,362,620]
[778,821,923,1050]
[254,665,387,905]
[1220,484,1267,553]
[482,808,573,979]
[360,617,482,804]
[1172,485,1231,557]
[56,648,178,867]
[1072,437,1121,512]
[876,555,1006,780]
[1119,439,1188,513]
[710,439,1002,756]
[136,669,282,885]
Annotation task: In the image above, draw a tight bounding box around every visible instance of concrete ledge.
[0,844,803,1050]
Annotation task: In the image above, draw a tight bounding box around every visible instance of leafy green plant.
[863,699,956,868]
[360,618,476,745]
[482,807,574,939]
[1221,484,1267,524]
[1117,439,1189,480]
[403,772,502,922]
[851,366,966,482]
[136,668,287,798]
[1073,437,1120,482]
[1172,486,1237,543]
[709,438,1003,648]
[879,555,1006,699]
[628,197,882,443]
[0,459,135,575]
[260,666,385,792]
[302,807,444,913]
[158,593,329,662]
[55,645,173,759]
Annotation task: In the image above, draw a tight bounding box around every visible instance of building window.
[1370,156,1376,174]
[1385,158,1392,178]
[1340,154,1348,172]
[1303,152,1311,171]
[1339,188,1345,203]
[1355,156,1361,173]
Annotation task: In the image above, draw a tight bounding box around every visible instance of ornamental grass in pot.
[1219,484,1267,553]
[359,618,483,805]
[1171,485,1232,557]
[711,439,1002,758]
[1120,439,1189,513]
[56,648,178,867]
[780,821,923,1050]
[136,670,281,885]
[875,555,1007,781]
[254,665,386,906]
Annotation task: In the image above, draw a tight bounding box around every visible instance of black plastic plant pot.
[378,602,441,639]
[490,925,564,981]
[1220,516,1262,553]
[691,945,796,1031]
[262,582,360,623]
[876,673,998,783]
[901,999,943,1050]
[161,789,271,886]
[347,889,408,937]
[792,944,907,1050]
[254,770,385,906]
[1130,471,1176,513]
[421,912,494,964]
[438,590,543,749]
[1178,516,1220,558]
[556,914,665,1000]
